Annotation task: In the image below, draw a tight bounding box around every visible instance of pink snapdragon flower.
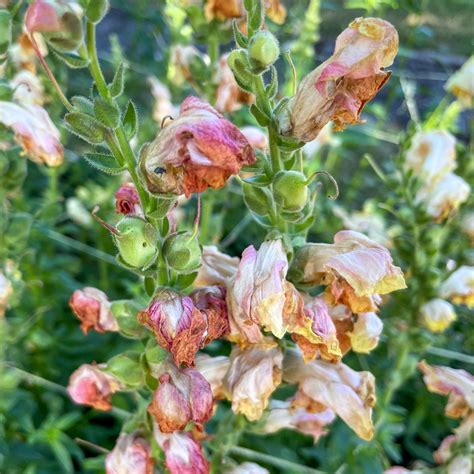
[67,364,122,411]
[140,96,255,197]
[115,183,143,216]
[105,433,153,474]
[280,17,398,142]
[69,287,118,334]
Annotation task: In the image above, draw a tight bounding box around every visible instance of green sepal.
[250,104,270,126]
[51,48,90,68]
[86,0,109,23]
[174,272,199,291]
[241,174,271,187]
[266,66,278,99]
[242,183,271,216]
[71,96,94,115]
[123,100,138,139]
[105,351,143,388]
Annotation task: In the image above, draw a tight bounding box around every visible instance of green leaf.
[93,97,120,129]
[0,11,12,55]
[70,96,94,115]
[174,271,198,291]
[232,20,248,48]
[242,174,271,187]
[242,183,271,215]
[83,153,126,175]
[51,49,90,68]
[109,63,125,98]
[122,100,138,139]
[51,441,74,474]
[293,213,315,233]
[64,112,106,144]
[250,104,270,126]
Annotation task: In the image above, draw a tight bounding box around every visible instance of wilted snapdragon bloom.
[10,70,45,105]
[105,433,153,474]
[280,17,398,142]
[194,245,240,287]
[445,56,474,107]
[194,353,230,399]
[67,364,122,411]
[348,312,383,352]
[440,266,474,308]
[204,0,286,24]
[241,126,268,151]
[140,96,255,197]
[420,299,457,333]
[147,76,177,124]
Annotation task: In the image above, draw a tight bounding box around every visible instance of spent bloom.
[154,424,209,474]
[138,288,228,366]
[420,298,457,333]
[445,56,474,107]
[461,213,474,243]
[168,44,209,86]
[348,312,383,353]
[194,245,240,287]
[67,364,122,411]
[405,130,456,184]
[0,270,13,318]
[194,353,230,398]
[416,172,470,221]
[140,96,255,197]
[69,287,119,334]
[10,70,45,105]
[147,76,177,124]
[283,349,376,440]
[292,230,406,313]
[148,361,213,433]
[223,341,283,421]
[440,266,474,308]
[280,17,398,142]
[241,126,268,151]
[0,101,63,166]
[115,183,143,217]
[204,0,286,24]
[418,360,474,419]
[105,433,153,474]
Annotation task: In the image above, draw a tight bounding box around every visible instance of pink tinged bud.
[418,360,474,419]
[69,287,118,334]
[283,349,376,441]
[290,296,342,363]
[0,102,63,167]
[115,183,143,217]
[67,364,122,411]
[241,126,268,151]
[419,299,456,333]
[281,17,398,142]
[25,0,62,33]
[148,363,213,433]
[139,96,256,197]
[194,245,240,287]
[348,312,383,353]
[105,433,154,474]
[223,341,283,421]
[405,131,456,184]
[154,425,210,474]
[440,266,474,308]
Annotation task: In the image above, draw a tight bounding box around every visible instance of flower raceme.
[279,17,398,142]
[69,287,119,334]
[139,96,255,197]
[105,433,154,474]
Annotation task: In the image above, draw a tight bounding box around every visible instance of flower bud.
[114,216,158,269]
[25,0,84,52]
[420,298,457,333]
[273,171,308,212]
[348,312,383,353]
[148,362,213,432]
[162,231,202,273]
[248,31,280,72]
[105,351,143,388]
[69,287,118,334]
[105,432,153,474]
[67,364,122,411]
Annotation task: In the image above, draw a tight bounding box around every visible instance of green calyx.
[248,31,280,73]
[273,170,309,212]
[162,231,202,273]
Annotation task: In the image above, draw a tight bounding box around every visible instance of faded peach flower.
[292,230,406,313]
[223,341,283,421]
[280,17,398,142]
[9,33,48,73]
[434,414,473,467]
[215,54,254,113]
[204,0,286,24]
[138,287,228,366]
[405,130,456,184]
[147,76,177,124]
[440,266,474,308]
[348,312,383,353]
[416,172,470,221]
[105,433,153,474]
[241,126,268,151]
[290,296,342,363]
[148,361,213,433]
[168,44,209,86]
[283,349,376,440]
[265,0,287,24]
[0,101,63,166]
[10,70,45,105]
[154,424,210,474]
[69,287,118,334]
[420,298,457,333]
[445,56,474,107]
[67,364,122,411]
[227,240,292,342]
[0,270,13,318]
[140,96,255,197]
[418,360,474,418]
[115,183,143,216]
[194,353,230,398]
[194,245,240,287]
[262,399,335,442]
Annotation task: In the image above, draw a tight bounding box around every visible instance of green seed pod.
[114,216,158,269]
[162,231,201,273]
[273,170,308,212]
[86,0,109,24]
[110,300,146,339]
[105,351,143,388]
[248,31,280,72]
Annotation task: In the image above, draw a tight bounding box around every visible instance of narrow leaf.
[51,49,90,69]
[109,63,125,98]
[83,153,126,175]
[122,101,138,139]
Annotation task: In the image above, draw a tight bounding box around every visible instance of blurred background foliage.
[0,0,472,473]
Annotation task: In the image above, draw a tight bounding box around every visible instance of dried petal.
[348,312,383,352]
[194,353,230,398]
[105,433,153,474]
[194,245,240,287]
